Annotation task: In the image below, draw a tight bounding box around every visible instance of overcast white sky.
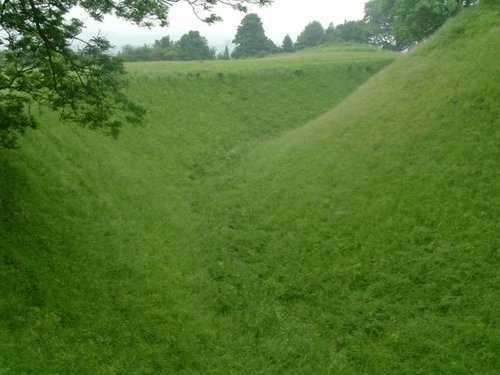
[74,0,368,51]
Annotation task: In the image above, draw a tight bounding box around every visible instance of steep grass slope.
[0,46,394,373]
[196,4,500,373]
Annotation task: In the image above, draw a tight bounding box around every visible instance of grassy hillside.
[0,44,394,373]
[1,3,499,374]
[195,4,500,373]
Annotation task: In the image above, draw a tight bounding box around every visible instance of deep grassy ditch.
[1,4,499,372]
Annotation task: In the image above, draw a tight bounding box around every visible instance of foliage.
[119,31,216,61]
[0,94,37,148]
[325,22,336,41]
[281,34,295,52]
[364,0,479,50]
[326,20,370,44]
[176,31,215,60]
[0,0,272,147]
[153,35,173,49]
[231,13,276,58]
[295,21,326,50]
[363,0,400,49]
[217,46,231,60]
[118,42,177,62]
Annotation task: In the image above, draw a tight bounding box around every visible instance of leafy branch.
[0,0,272,147]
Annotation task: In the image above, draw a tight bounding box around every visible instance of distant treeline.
[118,31,224,62]
[119,0,480,62]
[118,19,371,62]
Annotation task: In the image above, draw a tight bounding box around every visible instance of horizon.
[70,0,368,51]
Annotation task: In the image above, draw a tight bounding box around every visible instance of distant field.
[1,4,499,373]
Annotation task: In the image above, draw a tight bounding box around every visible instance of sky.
[73,0,368,51]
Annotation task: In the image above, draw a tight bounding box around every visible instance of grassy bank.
[195,4,500,372]
[0,44,394,373]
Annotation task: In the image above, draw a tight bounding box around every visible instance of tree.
[118,44,158,62]
[153,35,173,49]
[327,21,370,44]
[363,0,399,50]
[295,21,326,50]
[176,31,215,60]
[223,46,231,60]
[118,36,180,62]
[118,32,216,62]
[217,46,231,60]
[364,0,479,50]
[231,13,276,59]
[325,23,336,42]
[151,36,178,61]
[281,35,295,53]
[0,0,272,148]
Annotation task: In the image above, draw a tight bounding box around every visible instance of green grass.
[1,4,499,374]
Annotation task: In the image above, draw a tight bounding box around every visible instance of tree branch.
[27,0,59,92]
